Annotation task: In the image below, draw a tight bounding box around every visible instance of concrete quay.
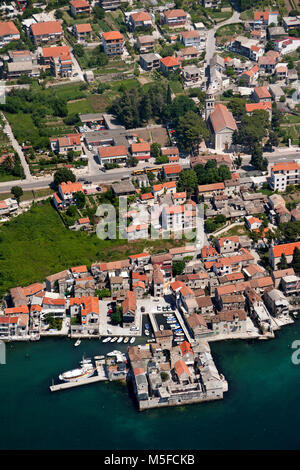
[50,359,108,392]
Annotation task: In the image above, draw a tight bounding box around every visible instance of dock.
[148,312,159,333]
[50,358,108,392]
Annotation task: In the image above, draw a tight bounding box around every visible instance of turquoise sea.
[1,320,300,450]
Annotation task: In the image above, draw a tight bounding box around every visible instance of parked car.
[83,189,88,194]
[141,306,145,312]
[96,186,102,192]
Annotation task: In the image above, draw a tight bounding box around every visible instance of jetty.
[50,358,108,392]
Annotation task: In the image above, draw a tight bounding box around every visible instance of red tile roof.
[209,103,237,133]
[160,56,181,67]
[102,31,123,41]
[0,21,19,37]
[31,21,62,37]
[98,145,127,158]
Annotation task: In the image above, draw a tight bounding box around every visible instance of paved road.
[205,5,242,65]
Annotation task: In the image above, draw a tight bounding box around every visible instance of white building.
[270,161,300,192]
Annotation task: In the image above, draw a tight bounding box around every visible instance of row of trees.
[278,248,300,273]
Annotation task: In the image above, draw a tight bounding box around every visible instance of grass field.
[0,200,186,297]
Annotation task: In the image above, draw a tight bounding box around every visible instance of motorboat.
[124,337,129,343]
[102,337,111,343]
[74,339,81,347]
[117,337,123,343]
[159,325,164,331]
[174,332,184,336]
[145,323,150,330]
[111,337,118,343]
[59,359,94,383]
[145,329,150,336]
[130,337,136,344]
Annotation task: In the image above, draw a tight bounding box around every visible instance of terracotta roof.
[209,104,237,133]
[59,181,83,194]
[186,313,207,329]
[245,102,272,112]
[23,283,44,297]
[122,291,137,314]
[272,162,300,172]
[164,9,187,19]
[129,252,149,259]
[130,11,151,22]
[131,142,150,153]
[254,86,272,99]
[31,21,62,36]
[4,305,29,315]
[174,359,191,377]
[43,297,65,306]
[198,182,225,192]
[273,242,300,258]
[160,56,181,67]
[102,31,123,41]
[141,192,154,200]
[0,21,19,37]
[181,30,200,38]
[180,340,193,356]
[254,11,278,20]
[163,163,182,174]
[71,0,89,7]
[78,217,90,224]
[71,265,87,273]
[75,23,92,33]
[162,147,179,156]
[99,145,127,158]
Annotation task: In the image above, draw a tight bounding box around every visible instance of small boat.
[94,355,104,360]
[102,337,111,343]
[59,358,94,383]
[159,324,164,331]
[130,337,136,344]
[145,329,150,336]
[111,337,118,343]
[74,339,81,347]
[145,323,150,329]
[175,332,184,336]
[124,337,129,343]
[117,337,123,343]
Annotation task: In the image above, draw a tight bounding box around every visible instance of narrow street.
[205,4,242,67]
[1,112,32,182]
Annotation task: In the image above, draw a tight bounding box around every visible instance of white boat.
[145,329,150,336]
[59,360,94,382]
[175,332,184,336]
[74,339,81,347]
[130,337,136,344]
[124,337,129,343]
[111,337,118,343]
[102,337,111,343]
[159,324,164,331]
[117,337,123,343]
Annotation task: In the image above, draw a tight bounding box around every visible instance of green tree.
[53,168,76,189]
[250,145,268,171]
[74,191,85,209]
[150,142,161,159]
[127,156,138,167]
[177,169,198,195]
[173,260,185,276]
[111,307,122,325]
[11,186,23,204]
[292,247,300,273]
[278,253,288,270]
[176,111,209,153]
